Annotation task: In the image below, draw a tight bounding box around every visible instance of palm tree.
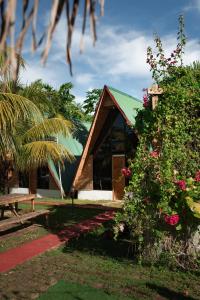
[0,0,105,79]
[15,116,74,171]
[0,54,74,193]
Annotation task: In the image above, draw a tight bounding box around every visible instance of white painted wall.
[78,190,113,201]
[10,187,61,198]
[10,187,29,194]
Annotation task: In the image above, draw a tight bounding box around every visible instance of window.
[19,172,29,188]
[37,167,49,189]
[92,109,138,190]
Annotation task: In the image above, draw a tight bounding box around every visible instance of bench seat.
[0,209,50,232]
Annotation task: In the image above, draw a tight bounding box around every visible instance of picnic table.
[0,194,49,232]
[0,193,35,219]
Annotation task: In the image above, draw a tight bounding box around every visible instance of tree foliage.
[116,18,200,269]
[82,88,102,116]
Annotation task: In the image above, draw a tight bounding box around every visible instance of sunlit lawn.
[0,201,199,300]
[0,216,200,299]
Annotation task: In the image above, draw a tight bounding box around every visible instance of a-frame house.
[73,85,142,201]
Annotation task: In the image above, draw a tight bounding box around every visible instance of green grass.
[0,219,199,300]
[0,205,102,252]
[0,204,199,300]
[38,280,132,300]
[35,197,123,208]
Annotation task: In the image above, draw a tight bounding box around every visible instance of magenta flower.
[195,170,200,182]
[121,167,131,178]
[149,150,159,158]
[143,94,149,108]
[175,180,186,191]
[164,214,180,226]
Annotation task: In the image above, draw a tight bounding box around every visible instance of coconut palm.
[15,116,74,171]
[0,54,74,192]
[0,0,105,79]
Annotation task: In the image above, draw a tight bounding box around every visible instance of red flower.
[164,214,180,226]
[121,167,131,178]
[143,94,149,108]
[150,150,159,158]
[195,170,200,182]
[175,180,186,191]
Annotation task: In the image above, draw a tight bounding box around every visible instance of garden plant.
[116,16,200,270]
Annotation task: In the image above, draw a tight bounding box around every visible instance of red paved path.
[0,210,115,273]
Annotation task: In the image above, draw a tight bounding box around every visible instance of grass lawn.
[35,197,123,208]
[0,216,199,300]
[0,204,103,253]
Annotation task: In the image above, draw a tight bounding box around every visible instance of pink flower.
[175,180,186,191]
[164,214,180,226]
[121,167,131,178]
[143,94,149,108]
[150,150,159,158]
[195,170,200,182]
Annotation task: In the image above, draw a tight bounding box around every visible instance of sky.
[20,0,200,103]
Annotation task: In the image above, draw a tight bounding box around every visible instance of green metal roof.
[48,122,91,193]
[107,86,142,125]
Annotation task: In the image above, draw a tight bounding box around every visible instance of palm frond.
[22,118,73,143]
[0,92,42,130]
[19,82,55,115]
[0,0,104,79]
[0,131,16,158]
[17,140,74,171]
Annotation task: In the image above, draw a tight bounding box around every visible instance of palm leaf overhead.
[0,92,42,130]
[17,140,74,171]
[0,0,105,79]
[22,118,73,143]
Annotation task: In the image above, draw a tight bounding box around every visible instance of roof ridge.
[107,85,141,103]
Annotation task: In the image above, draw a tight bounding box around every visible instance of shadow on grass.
[146,283,198,300]
[62,220,135,261]
[0,205,104,237]
[45,205,105,231]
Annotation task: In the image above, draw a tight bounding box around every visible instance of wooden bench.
[0,209,50,232]
[0,194,35,219]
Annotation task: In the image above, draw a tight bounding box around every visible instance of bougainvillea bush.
[116,18,200,269]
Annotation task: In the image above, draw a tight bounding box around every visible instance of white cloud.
[20,15,200,102]
[20,60,62,88]
[74,73,94,85]
[184,0,200,12]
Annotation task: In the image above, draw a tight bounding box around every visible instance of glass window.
[37,167,49,189]
[19,172,29,188]
[92,109,138,190]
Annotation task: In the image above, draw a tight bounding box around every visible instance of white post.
[56,136,64,200]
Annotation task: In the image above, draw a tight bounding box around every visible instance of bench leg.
[9,204,23,224]
[31,199,35,212]
[15,202,18,212]
[1,207,5,219]
[45,214,49,227]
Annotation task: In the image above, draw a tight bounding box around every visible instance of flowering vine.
[115,16,200,268]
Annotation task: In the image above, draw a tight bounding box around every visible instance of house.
[9,122,90,198]
[73,85,142,201]
[9,85,142,200]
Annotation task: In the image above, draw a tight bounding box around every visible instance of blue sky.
[20,0,200,102]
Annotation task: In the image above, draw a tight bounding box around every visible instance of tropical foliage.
[116,17,200,270]
[82,88,102,117]
[0,58,74,193]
